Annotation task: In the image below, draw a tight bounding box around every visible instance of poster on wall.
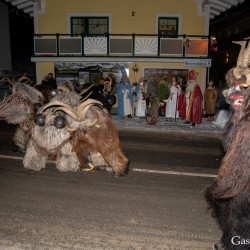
[144,68,188,82]
[55,62,129,86]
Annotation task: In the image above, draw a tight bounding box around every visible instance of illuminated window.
[71,17,109,35]
[158,17,178,38]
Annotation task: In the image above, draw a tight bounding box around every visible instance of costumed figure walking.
[103,77,117,113]
[182,69,203,127]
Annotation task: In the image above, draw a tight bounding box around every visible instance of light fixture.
[184,38,191,47]
[210,35,218,52]
[225,52,229,63]
[131,11,135,19]
[183,34,191,48]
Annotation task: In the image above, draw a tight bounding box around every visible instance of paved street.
[0,118,224,250]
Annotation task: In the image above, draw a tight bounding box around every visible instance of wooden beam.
[210,3,227,11]
[209,0,232,9]
[12,0,30,5]
[23,6,33,13]
[210,8,220,15]
[223,0,238,6]
[17,1,33,9]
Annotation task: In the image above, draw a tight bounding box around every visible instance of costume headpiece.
[104,77,112,85]
[188,69,198,81]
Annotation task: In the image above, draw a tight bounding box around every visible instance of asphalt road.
[0,121,224,250]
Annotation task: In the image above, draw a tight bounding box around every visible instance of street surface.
[0,119,224,250]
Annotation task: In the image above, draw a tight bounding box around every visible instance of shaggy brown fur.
[0,82,44,150]
[24,91,129,176]
[71,106,129,175]
[24,91,82,172]
[208,91,250,199]
[204,41,250,249]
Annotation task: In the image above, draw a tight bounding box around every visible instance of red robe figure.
[182,69,203,127]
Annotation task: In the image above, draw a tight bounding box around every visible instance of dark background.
[0,0,35,76]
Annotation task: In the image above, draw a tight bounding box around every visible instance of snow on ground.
[111,114,225,138]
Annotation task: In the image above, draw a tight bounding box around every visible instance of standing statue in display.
[117,76,133,119]
[204,80,218,121]
[182,69,203,127]
[165,77,181,122]
[135,77,147,118]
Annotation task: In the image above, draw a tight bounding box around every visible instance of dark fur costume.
[221,69,247,152]
[221,114,234,152]
[204,90,250,249]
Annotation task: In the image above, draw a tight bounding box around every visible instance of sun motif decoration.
[84,37,107,54]
[135,38,158,55]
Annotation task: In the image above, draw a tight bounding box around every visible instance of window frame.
[67,13,111,36]
[158,17,179,38]
[156,14,182,38]
[70,16,109,36]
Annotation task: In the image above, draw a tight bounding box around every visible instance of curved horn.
[80,91,93,102]
[78,99,102,121]
[233,41,247,67]
[78,83,95,96]
[66,81,76,91]
[232,41,250,81]
[0,77,14,86]
[38,100,73,114]
[239,69,250,87]
[65,125,78,133]
[79,98,103,107]
[53,107,78,121]
[57,86,70,92]
[85,117,97,127]
[65,117,98,133]
[17,76,32,84]
[0,77,8,85]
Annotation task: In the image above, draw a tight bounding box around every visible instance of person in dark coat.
[36,73,57,102]
[90,77,116,113]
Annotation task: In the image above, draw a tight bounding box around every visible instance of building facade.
[209,0,250,88]
[30,0,211,95]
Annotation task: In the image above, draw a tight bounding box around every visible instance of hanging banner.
[55,62,129,85]
[184,59,211,68]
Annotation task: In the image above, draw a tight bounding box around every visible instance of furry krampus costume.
[204,40,250,250]
[221,68,247,152]
[24,90,129,176]
[0,79,44,151]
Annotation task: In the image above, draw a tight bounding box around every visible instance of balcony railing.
[33,33,210,58]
